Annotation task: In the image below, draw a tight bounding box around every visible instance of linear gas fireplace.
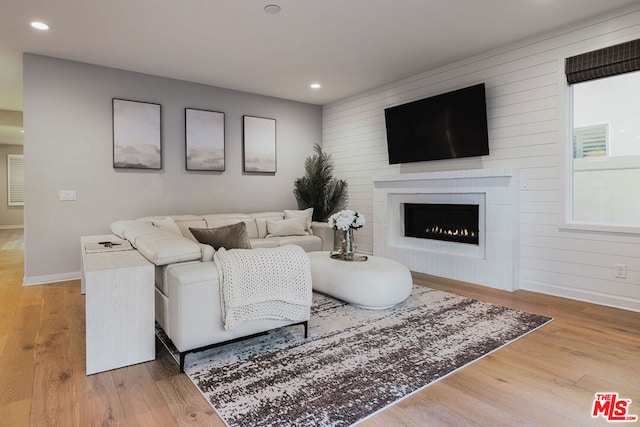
[404,203,480,245]
[374,169,518,291]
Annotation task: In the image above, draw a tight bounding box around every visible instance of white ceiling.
[1,0,639,144]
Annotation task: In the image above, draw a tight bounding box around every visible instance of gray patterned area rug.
[158,285,552,427]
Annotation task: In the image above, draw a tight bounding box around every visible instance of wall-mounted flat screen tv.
[384,83,489,164]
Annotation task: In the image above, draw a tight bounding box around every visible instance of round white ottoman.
[307,251,413,309]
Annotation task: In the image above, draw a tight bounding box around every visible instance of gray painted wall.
[0,144,24,227]
[23,54,322,284]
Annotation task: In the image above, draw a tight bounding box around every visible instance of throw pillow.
[189,222,252,250]
[151,217,182,236]
[266,216,309,237]
[284,207,314,234]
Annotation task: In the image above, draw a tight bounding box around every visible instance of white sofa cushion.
[110,220,158,245]
[250,212,285,238]
[135,231,202,266]
[249,238,280,249]
[266,216,310,237]
[284,208,314,234]
[175,219,208,241]
[151,217,182,235]
[112,219,203,265]
[198,243,215,262]
[268,235,322,252]
[138,215,203,236]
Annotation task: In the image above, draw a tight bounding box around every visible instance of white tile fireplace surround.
[373,169,519,291]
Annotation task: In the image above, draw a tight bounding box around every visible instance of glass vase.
[340,228,356,260]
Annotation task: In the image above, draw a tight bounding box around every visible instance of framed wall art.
[112,99,162,169]
[185,108,225,171]
[243,115,276,173]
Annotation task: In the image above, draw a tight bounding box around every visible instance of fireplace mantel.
[372,168,519,291]
[373,168,516,184]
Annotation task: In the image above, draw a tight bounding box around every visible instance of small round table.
[307,251,413,309]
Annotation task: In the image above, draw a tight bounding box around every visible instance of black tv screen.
[384,83,489,164]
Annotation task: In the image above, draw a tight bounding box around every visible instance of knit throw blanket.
[214,245,312,330]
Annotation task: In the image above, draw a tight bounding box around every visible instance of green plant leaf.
[293,143,348,221]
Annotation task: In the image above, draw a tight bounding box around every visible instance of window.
[566,40,640,227]
[7,154,24,207]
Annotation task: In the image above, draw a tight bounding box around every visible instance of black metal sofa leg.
[178,320,308,374]
[180,352,186,373]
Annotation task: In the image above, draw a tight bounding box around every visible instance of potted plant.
[293,144,348,221]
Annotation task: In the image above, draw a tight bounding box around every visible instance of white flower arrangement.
[328,209,365,231]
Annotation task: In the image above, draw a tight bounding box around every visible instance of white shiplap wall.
[322,6,640,311]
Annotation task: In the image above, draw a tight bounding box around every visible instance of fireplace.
[404,203,479,245]
[373,169,518,291]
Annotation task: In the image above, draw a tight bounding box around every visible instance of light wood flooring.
[0,228,638,426]
[0,228,24,251]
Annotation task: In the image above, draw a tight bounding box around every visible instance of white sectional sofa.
[110,211,334,371]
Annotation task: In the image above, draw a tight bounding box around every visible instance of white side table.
[81,234,155,375]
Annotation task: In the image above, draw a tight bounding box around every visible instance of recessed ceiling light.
[310,83,321,90]
[264,4,281,14]
[30,21,50,30]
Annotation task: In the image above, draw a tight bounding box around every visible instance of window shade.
[8,154,24,206]
[565,39,640,84]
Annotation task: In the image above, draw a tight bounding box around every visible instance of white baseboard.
[520,279,640,313]
[23,271,81,286]
[0,225,24,230]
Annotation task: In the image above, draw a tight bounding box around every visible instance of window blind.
[573,125,607,159]
[8,154,24,206]
[565,39,640,84]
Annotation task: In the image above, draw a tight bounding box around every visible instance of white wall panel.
[322,5,640,311]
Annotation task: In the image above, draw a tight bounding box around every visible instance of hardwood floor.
[1,229,638,426]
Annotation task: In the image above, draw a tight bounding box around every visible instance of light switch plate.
[59,190,77,201]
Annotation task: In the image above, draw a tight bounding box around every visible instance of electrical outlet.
[59,190,77,201]
[520,178,529,190]
[614,263,627,279]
